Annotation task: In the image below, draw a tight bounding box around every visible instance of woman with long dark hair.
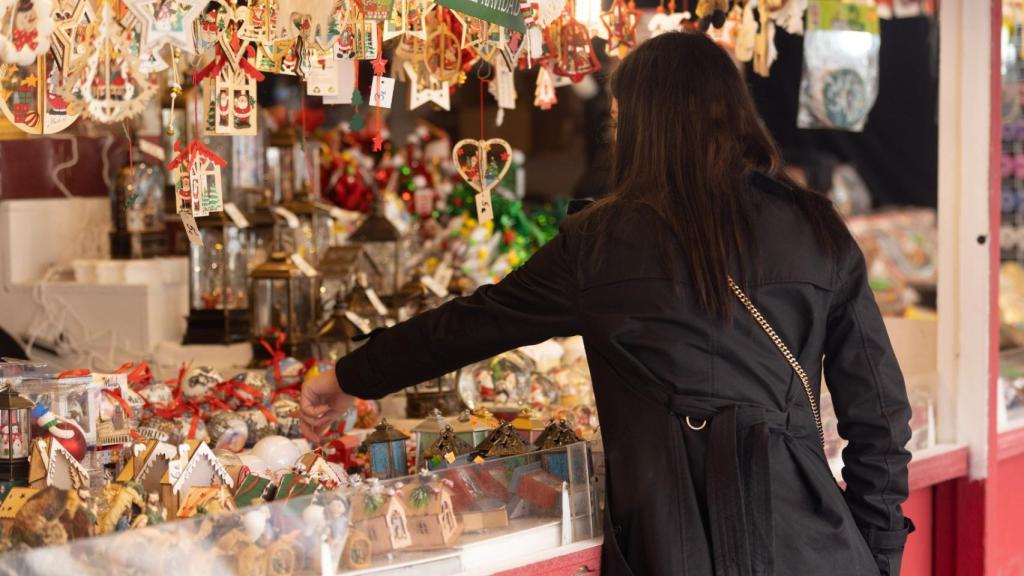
[301,32,914,575]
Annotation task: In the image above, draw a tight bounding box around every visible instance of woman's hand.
[299,369,355,443]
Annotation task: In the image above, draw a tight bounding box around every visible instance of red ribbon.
[116,361,153,388]
[260,328,287,389]
[102,388,133,419]
[57,369,90,379]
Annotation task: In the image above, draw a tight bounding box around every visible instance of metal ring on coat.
[685,416,707,431]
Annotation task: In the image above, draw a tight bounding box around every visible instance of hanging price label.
[291,253,319,277]
[181,211,203,246]
[475,192,493,224]
[364,288,389,316]
[223,202,251,228]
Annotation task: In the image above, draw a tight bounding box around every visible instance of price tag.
[181,211,203,246]
[364,288,389,316]
[475,192,493,224]
[138,139,166,162]
[91,373,128,390]
[343,310,373,335]
[420,275,449,298]
[271,206,301,228]
[444,451,456,464]
[368,76,396,109]
[223,202,251,228]
[291,253,319,277]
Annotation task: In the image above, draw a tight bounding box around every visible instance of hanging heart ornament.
[452,137,513,224]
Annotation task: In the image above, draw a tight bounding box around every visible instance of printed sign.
[436,0,526,31]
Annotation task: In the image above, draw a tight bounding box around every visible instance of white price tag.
[138,138,166,162]
[364,288,389,316]
[223,202,251,228]
[343,310,373,335]
[434,262,454,289]
[475,192,493,224]
[291,253,319,277]
[271,206,301,228]
[91,373,128,390]
[307,58,341,96]
[181,211,203,246]
[368,76,396,108]
[420,275,449,298]
[323,62,356,104]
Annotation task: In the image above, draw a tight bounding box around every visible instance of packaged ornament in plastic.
[15,376,99,447]
[797,1,880,131]
[206,412,250,452]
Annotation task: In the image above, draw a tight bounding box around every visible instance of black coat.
[337,176,914,575]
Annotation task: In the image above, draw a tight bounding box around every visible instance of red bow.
[57,369,90,379]
[260,328,287,390]
[102,388,133,419]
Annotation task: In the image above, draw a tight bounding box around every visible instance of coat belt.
[668,397,816,576]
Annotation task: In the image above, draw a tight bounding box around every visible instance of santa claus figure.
[233,91,252,129]
[217,88,230,127]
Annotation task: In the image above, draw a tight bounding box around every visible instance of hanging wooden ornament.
[552,10,598,82]
[600,0,637,57]
[403,60,448,110]
[50,0,94,75]
[424,16,461,84]
[125,0,207,54]
[74,3,156,124]
[169,139,227,216]
[383,0,429,42]
[0,52,78,133]
[533,64,555,110]
[451,137,512,224]
[361,0,395,23]
[0,0,54,66]
[239,0,279,44]
[196,8,264,136]
[515,1,547,69]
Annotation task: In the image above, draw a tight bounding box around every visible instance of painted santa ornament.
[31,402,87,462]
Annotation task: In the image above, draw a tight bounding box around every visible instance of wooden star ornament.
[125,0,208,54]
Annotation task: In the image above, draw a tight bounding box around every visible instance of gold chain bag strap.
[728,277,826,449]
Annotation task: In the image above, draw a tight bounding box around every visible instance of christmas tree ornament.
[0,52,77,133]
[73,3,156,124]
[0,0,54,66]
[124,0,207,54]
[168,138,228,216]
[50,0,94,76]
[533,65,556,110]
[600,0,637,57]
[31,402,87,462]
[452,137,512,224]
[551,8,599,83]
[404,59,449,110]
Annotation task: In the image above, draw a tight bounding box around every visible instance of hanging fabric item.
[797,0,880,131]
[0,0,54,66]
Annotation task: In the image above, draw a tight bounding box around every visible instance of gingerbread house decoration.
[168,139,227,215]
[295,451,346,489]
[160,440,234,520]
[0,487,39,533]
[400,478,461,549]
[351,483,413,554]
[177,484,238,518]
[233,472,273,508]
[116,438,179,495]
[28,437,89,491]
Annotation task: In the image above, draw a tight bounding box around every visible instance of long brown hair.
[587,31,849,319]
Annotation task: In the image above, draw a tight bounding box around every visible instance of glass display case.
[184,212,251,344]
[250,252,320,361]
[0,443,598,576]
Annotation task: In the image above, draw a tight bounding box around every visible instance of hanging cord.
[47,134,79,198]
[122,120,135,208]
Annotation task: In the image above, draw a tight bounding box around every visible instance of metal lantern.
[266,124,305,203]
[406,370,463,419]
[512,407,548,444]
[451,408,496,448]
[280,189,332,266]
[0,387,33,483]
[421,424,473,470]
[316,293,369,361]
[250,251,319,361]
[349,199,404,296]
[244,188,279,271]
[319,245,384,308]
[535,419,583,482]
[110,156,168,259]
[184,212,251,344]
[364,418,410,479]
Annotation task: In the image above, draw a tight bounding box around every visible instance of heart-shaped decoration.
[452,138,513,194]
[218,7,251,72]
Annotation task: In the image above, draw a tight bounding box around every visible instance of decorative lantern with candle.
[406,370,463,419]
[110,153,168,259]
[318,245,383,308]
[249,251,319,362]
[280,189,332,266]
[244,188,280,271]
[451,408,496,448]
[364,418,410,479]
[183,211,251,344]
[422,424,473,470]
[349,199,404,296]
[0,387,33,483]
[316,293,370,361]
[412,409,447,468]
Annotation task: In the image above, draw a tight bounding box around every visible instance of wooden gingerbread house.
[160,440,234,520]
[350,487,413,554]
[295,451,346,489]
[116,438,179,495]
[28,437,89,491]
[399,480,461,549]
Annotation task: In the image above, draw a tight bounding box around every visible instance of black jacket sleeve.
[336,225,581,399]
[823,245,915,576]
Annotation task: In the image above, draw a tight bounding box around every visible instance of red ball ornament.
[32,403,88,461]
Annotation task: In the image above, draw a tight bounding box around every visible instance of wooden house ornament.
[295,451,346,489]
[0,487,38,533]
[160,440,235,520]
[400,476,461,549]
[116,438,179,495]
[350,482,412,554]
[28,437,89,491]
[169,139,228,217]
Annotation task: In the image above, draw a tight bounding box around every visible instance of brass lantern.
[451,408,496,448]
[184,212,251,344]
[318,245,383,308]
[412,409,448,468]
[316,293,370,361]
[110,155,167,259]
[0,386,33,483]
[244,188,280,271]
[280,189,332,266]
[406,370,463,419]
[349,199,404,296]
[250,251,319,361]
[364,418,410,479]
